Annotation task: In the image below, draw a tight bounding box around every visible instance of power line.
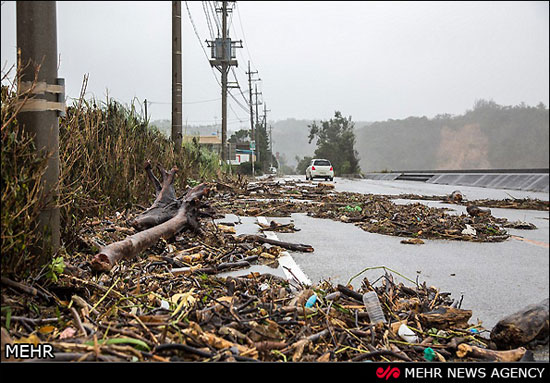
[147,97,222,105]
[228,89,250,114]
[235,2,257,71]
[207,1,221,36]
[186,1,249,142]
[202,1,215,40]
[231,67,252,107]
[184,1,222,89]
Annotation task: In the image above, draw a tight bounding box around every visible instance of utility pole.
[208,1,241,163]
[16,1,63,261]
[172,1,183,150]
[220,0,228,162]
[269,123,273,169]
[253,83,262,163]
[262,102,272,169]
[245,60,259,175]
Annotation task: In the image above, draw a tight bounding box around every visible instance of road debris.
[1,174,547,362]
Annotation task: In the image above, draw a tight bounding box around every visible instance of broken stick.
[239,234,314,252]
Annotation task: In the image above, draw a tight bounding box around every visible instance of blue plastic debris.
[305,294,317,308]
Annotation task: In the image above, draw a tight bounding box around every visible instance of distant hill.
[153,100,549,172]
[355,100,549,172]
[151,119,227,138]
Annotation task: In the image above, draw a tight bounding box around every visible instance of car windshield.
[314,160,331,166]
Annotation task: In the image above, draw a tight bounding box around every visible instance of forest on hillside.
[271,101,548,173]
[355,100,549,172]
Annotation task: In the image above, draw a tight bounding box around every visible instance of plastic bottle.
[362,291,387,324]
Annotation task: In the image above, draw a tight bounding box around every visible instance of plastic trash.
[325,292,341,301]
[305,293,317,308]
[461,224,477,236]
[424,347,436,361]
[362,291,387,324]
[398,323,418,343]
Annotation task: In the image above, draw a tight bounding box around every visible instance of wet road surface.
[268,176,549,332]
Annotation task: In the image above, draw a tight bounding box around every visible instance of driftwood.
[130,161,181,231]
[456,343,526,362]
[91,182,211,272]
[239,234,314,252]
[418,307,472,329]
[490,298,549,349]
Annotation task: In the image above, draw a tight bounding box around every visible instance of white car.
[306,159,334,181]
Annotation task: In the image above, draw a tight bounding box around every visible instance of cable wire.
[202,1,215,40]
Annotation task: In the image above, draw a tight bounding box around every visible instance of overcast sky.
[1,1,549,130]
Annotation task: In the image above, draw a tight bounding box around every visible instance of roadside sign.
[250,141,256,150]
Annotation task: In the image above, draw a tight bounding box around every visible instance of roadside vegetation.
[1,76,227,277]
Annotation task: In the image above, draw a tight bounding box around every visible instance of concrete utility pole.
[208,1,241,163]
[246,61,258,175]
[220,0,228,161]
[262,102,272,168]
[16,1,62,260]
[172,1,183,150]
[253,83,262,162]
[269,123,273,169]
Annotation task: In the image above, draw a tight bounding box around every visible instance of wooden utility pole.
[246,61,258,175]
[172,1,183,150]
[208,1,241,163]
[16,1,62,261]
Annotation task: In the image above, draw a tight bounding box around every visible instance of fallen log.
[91,183,211,272]
[456,343,526,362]
[130,161,181,231]
[490,298,549,349]
[239,234,314,252]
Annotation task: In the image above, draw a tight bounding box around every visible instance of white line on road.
[257,216,312,286]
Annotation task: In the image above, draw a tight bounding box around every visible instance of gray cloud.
[2,1,548,126]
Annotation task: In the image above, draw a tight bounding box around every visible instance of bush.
[233,161,264,176]
[1,80,230,276]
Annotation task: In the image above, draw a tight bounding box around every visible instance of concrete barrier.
[427,173,549,192]
[362,172,549,192]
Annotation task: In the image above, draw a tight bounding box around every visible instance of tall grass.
[1,77,227,277]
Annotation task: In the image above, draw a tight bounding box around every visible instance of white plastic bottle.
[362,291,387,324]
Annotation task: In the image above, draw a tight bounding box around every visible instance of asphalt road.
[268,176,549,333]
